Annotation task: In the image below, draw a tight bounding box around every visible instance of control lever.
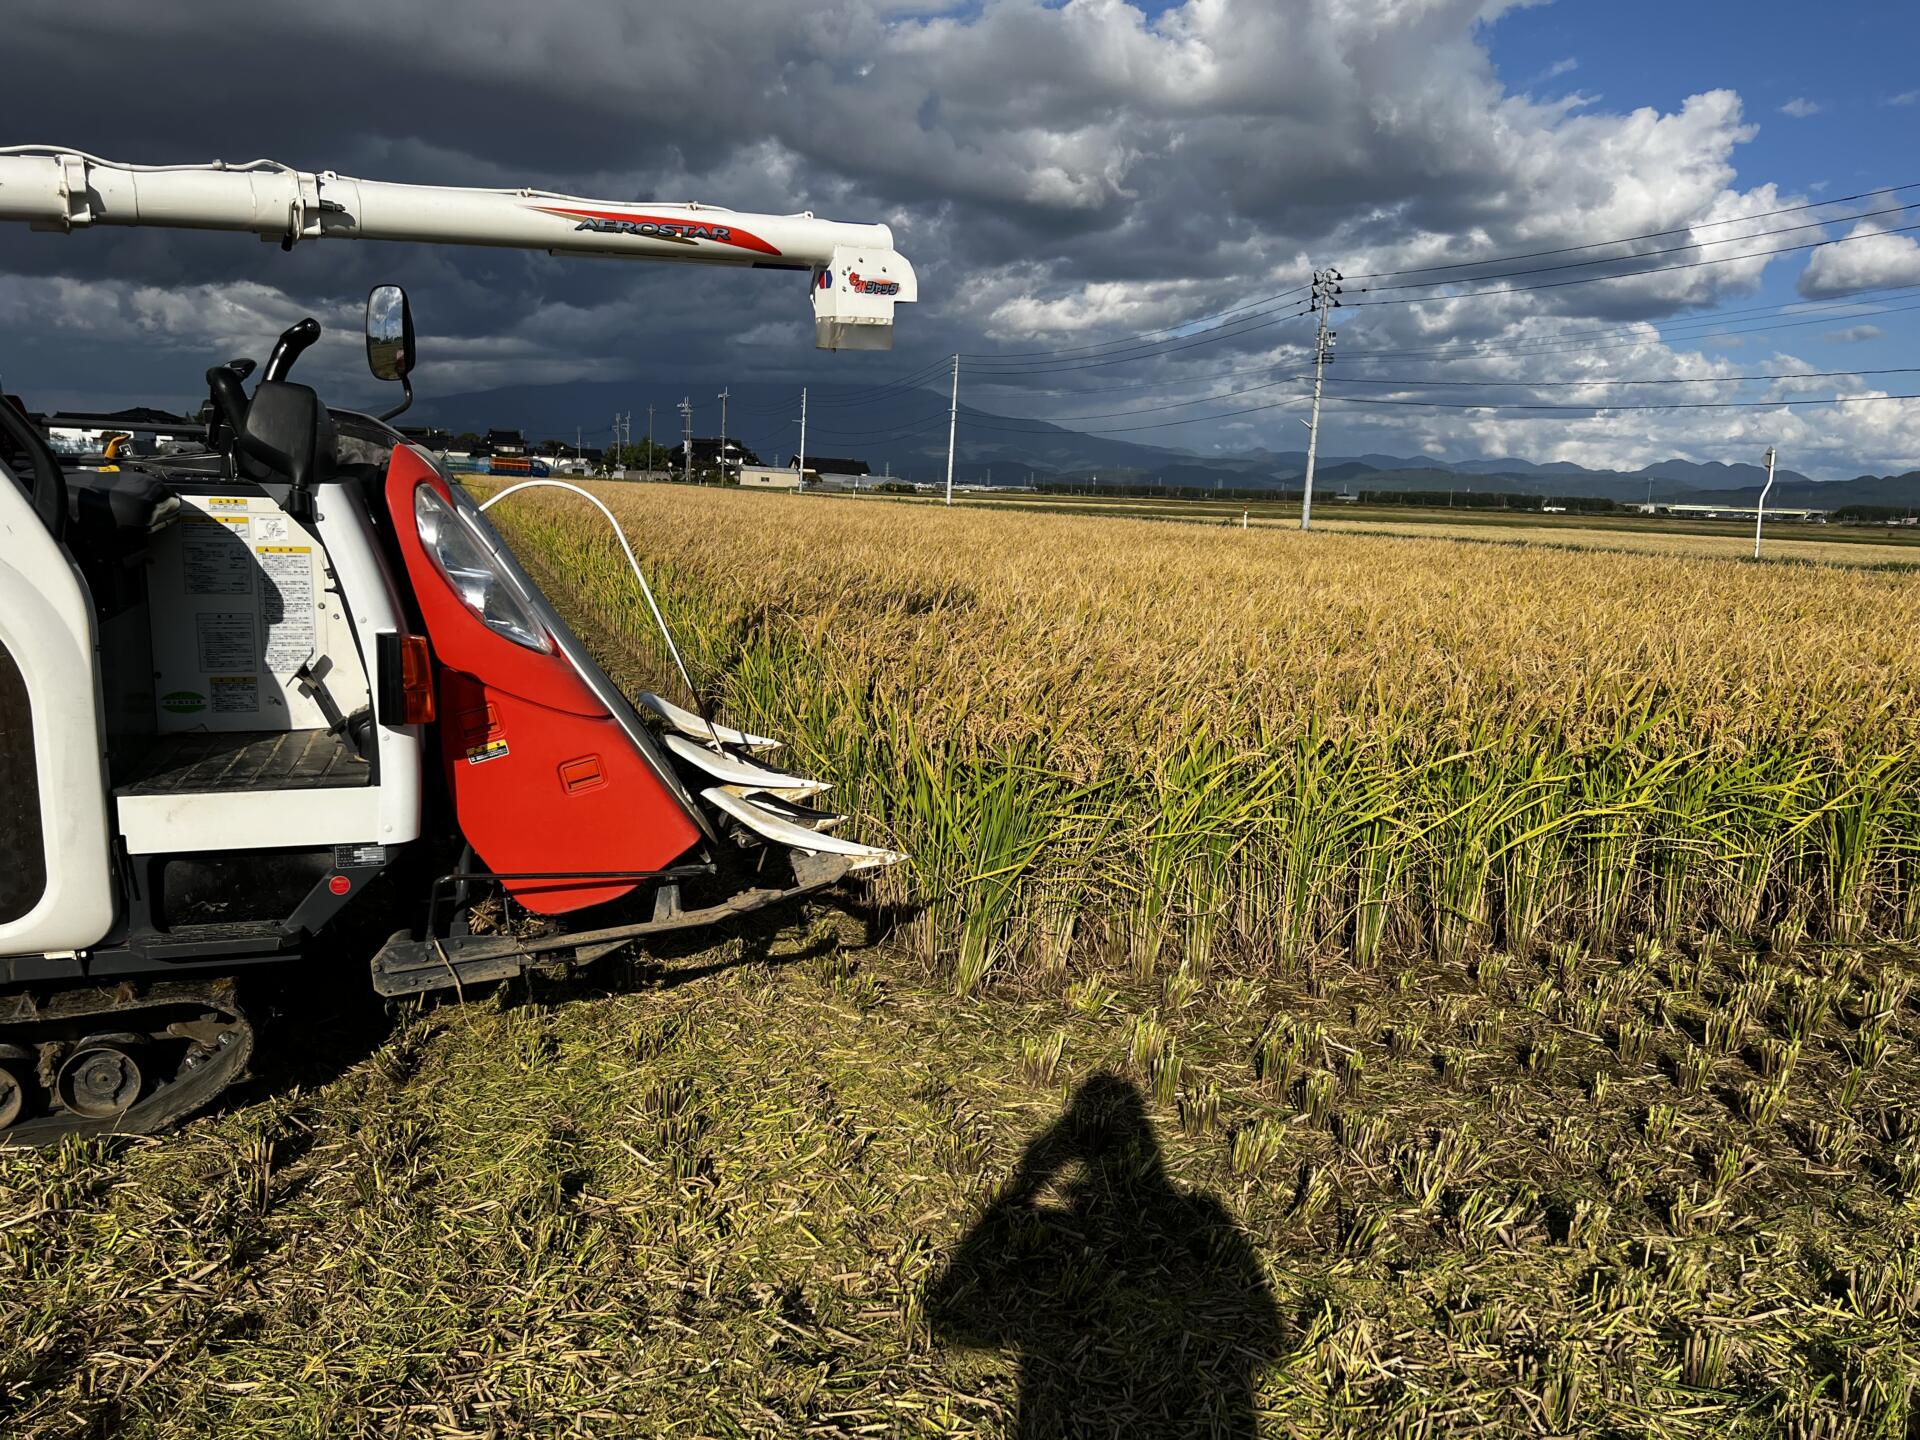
[204,358,256,446]
[294,654,374,760]
[262,317,321,384]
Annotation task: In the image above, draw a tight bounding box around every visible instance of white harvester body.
[0,144,913,1144]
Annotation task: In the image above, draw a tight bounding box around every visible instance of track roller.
[56,1040,145,1120]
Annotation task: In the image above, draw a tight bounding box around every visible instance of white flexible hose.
[477,479,700,706]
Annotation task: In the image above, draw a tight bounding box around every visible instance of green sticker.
[161,690,206,714]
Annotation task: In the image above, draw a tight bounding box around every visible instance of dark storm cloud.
[3,0,1915,474]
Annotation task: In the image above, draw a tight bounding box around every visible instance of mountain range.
[410,378,1920,510]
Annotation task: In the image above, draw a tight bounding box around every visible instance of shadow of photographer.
[927,1072,1284,1437]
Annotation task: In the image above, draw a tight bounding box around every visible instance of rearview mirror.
[366,284,415,381]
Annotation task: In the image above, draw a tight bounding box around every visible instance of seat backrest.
[0,396,67,543]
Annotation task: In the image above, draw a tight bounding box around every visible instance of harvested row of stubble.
[491,482,1920,987]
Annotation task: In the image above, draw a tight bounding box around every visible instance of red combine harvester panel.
[384,448,701,912]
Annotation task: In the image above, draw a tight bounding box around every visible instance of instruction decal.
[182,514,252,595]
[257,545,316,672]
[195,613,255,671]
[465,737,511,765]
[160,689,206,715]
[209,675,259,714]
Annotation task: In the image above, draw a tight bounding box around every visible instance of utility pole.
[1300,267,1342,531]
[1755,445,1777,560]
[796,386,807,484]
[944,353,959,506]
[716,387,730,484]
[678,396,693,485]
[646,404,654,473]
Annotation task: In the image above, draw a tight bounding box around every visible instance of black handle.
[262,317,322,383]
[206,366,251,440]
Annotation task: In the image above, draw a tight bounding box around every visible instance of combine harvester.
[0,146,916,1143]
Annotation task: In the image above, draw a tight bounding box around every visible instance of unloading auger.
[0,146,912,1143]
[0,147,916,348]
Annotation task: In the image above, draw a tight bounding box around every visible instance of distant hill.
[409,377,1916,509]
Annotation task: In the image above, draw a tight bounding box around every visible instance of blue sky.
[1487,0,1918,381]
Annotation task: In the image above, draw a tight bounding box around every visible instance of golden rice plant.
[490,482,1920,989]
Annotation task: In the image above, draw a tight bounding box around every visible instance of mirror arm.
[377,373,413,423]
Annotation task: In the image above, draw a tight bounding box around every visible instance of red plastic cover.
[384,448,700,913]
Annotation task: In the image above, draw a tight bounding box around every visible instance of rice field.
[3,480,1917,1438]
[902,491,1920,567]
[496,481,1920,989]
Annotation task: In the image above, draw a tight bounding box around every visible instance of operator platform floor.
[118,729,371,795]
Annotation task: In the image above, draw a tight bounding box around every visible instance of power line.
[1341,289,1920,363]
[1337,299,1920,368]
[1353,201,1915,295]
[1344,181,1920,280]
[716,360,1920,442]
[803,355,958,407]
[1345,221,1920,307]
[960,396,1316,435]
[1324,365,1920,389]
[743,290,1916,419]
[957,388,1916,435]
[957,283,1309,360]
[1324,391,1920,413]
[957,304,1314,373]
[962,289,1920,402]
[794,411,955,442]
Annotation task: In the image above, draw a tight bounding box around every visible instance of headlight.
[414,485,552,653]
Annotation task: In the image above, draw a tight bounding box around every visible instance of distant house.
[795,455,869,479]
[484,429,534,475]
[680,437,756,475]
[794,455,873,488]
[738,464,803,490]
[398,426,453,454]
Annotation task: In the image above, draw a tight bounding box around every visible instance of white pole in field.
[944,353,959,506]
[1300,267,1340,531]
[796,386,807,487]
[679,396,692,484]
[1754,445,1777,559]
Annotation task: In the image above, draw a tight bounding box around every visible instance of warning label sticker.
[465,737,510,765]
[257,546,316,672]
[209,674,259,714]
[182,515,253,595]
[195,613,256,672]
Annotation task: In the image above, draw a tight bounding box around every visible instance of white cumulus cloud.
[1778,97,1822,118]
[1799,224,1920,297]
